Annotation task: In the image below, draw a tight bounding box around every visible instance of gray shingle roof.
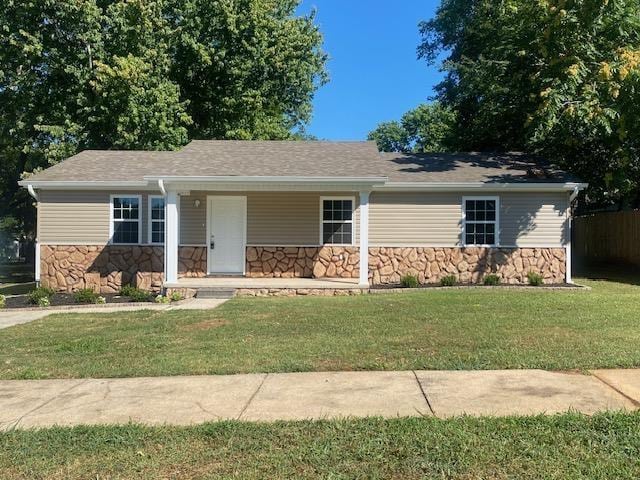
[22,141,577,184]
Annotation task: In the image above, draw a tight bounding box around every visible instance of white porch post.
[359,191,370,287]
[165,189,179,285]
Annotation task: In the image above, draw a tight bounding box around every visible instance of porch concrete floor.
[166,277,362,289]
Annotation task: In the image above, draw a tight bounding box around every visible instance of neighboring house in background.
[19,141,586,295]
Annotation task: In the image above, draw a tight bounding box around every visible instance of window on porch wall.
[321,198,354,245]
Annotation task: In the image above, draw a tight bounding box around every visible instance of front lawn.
[1,412,639,479]
[0,277,639,379]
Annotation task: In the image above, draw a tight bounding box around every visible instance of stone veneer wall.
[40,245,566,293]
[246,246,359,279]
[178,246,207,278]
[368,247,566,285]
[40,245,207,293]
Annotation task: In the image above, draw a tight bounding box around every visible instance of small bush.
[27,286,55,305]
[96,296,106,304]
[127,288,151,302]
[0,294,5,309]
[119,284,137,297]
[119,284,151,302]
[400,274,419,288]
[155,295,171,304]
[74,288,102,304]
[483,274,501,286]
[170,291,185,302]
[527,271,544,286]
[37,296,50,307]
[440,275,457,287]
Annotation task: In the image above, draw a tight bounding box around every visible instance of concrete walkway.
[0,298,228,330]
[0,369,637,429]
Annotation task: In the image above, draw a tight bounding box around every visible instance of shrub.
[119,284,137,297]
[127,288,151,302]
[483,274,501,286]
[96,296,106,304]
[37,296,50,307]
[400,274,419,288]
[155,295,171,304]
[74,288,102,304]
[119,285,151,302]
[27,286,55,305]
[440,275,457,287]
[170,291,185,302]
[527,271,544,286]
[0,294,5,309]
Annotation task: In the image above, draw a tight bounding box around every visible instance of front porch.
[160,179,381,291]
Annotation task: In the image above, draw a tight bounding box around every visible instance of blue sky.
[296,0,443,140]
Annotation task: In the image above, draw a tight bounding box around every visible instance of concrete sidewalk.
[0,298,228,330]
[0,369,637,429]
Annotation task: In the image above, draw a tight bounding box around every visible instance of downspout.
[566,186,581,284]
[26,184,40,284]
[158,179,166,197]
[158,179,169,292]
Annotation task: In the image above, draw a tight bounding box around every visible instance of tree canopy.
[418,0,640,209]
[0,0,327,238]
[368,102,457,153]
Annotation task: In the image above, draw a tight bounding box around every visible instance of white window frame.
[109,194,142,245]
[462,196,500,247]
[319,196,356,246]
[148,195,165,245]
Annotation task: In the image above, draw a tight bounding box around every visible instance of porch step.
[195,287,236,299]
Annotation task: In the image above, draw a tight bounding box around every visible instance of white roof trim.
[376,182,588,192]
[18,180,150,189]
[19,177,588,192]
[143,175,388,185]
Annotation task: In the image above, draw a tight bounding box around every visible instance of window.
[110,195,141,244]
[148,196,165,244]
[321,197,354,245]
[463,197,499,246]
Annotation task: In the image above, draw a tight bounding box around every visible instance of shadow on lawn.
[575,260,640,286]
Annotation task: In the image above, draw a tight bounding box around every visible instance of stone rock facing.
[40,245,206,293]
[40,244,567,294]
[178,247,207,278]
[368,247,566,285]
[40,245,164,293]
[245,246,359,279]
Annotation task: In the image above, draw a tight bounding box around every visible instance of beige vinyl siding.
[500,192,569,247]
[180,191,359,246]
[37,188,567,249]
[369,191,568,247]
[38,191,155,244]
[39,191,110,244]
[369,192,463,246]
[180,192,207,245]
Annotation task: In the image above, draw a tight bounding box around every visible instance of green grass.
[1,277,639,379]
[1,412,640,479]
[0,262,35,295]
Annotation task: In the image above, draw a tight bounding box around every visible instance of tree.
[419,0,640,208]
[0,0,327,239]
[368,102,456,153]
[368,121,409,152]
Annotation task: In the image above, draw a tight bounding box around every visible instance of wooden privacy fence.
[573,210,640,266]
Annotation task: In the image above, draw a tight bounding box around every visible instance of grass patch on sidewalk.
[1,412,639,479]
[1,277,640,379]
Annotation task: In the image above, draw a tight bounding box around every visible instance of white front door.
[207,196,247,274]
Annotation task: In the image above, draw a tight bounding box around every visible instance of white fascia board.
[144,175,388,185]
[376,182,588,192]
[19,180,151,190]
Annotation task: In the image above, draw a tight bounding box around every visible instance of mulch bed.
[4,293,154,309]
[371,282,575,290]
